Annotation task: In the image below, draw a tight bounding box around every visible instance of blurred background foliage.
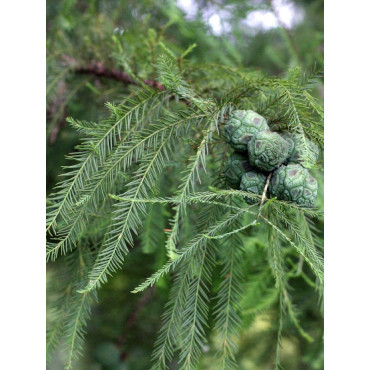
[47,0,323,369]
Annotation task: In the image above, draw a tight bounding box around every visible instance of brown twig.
[116,285,156,359]
[47,56,165,144]
[47,56,192,144]
[70,58,165,91]
[48,111,68,145]
[72,59,195,108]
[47,80,69,145]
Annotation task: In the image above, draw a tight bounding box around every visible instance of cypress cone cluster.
[224,110,319,207]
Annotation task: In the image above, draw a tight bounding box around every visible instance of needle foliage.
[47,1,323,369]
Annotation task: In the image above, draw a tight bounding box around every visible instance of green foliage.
[213,217,246,368]
[46,246,98,369]
[288,132,320,168]
[47,1,324,369]
[47,61,323,366]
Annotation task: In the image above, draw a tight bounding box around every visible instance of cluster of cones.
[223,110,319,207]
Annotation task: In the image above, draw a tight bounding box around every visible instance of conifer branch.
[214,219,245,369]
[83,140,171,291]
[260,213,324,284]
[46,88,164,237]
[150,261,192,369]
[178,243,215,369]
[47,45,324,368]
[46,99,169,261]
[64,290,97,370]
[150,204,237,369]
[82,111,205,291]
[133,208,255,294]
[66,56,165,90]
[165,114,217,258]
[47,247,97,368]
[240,267,277,318]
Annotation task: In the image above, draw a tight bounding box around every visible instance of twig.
[69,58,165,90]
[72,60,194,106]
[116,285,156,359]
[47,79,69,145]
[47,56,190,144]
[296,255,304,275]
[257,172,272,218]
